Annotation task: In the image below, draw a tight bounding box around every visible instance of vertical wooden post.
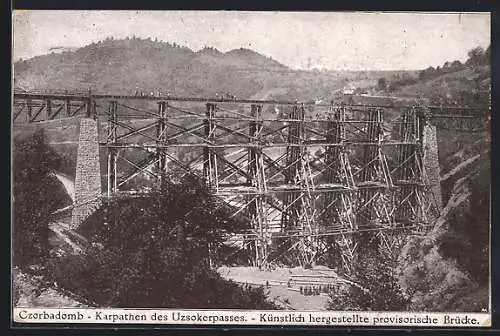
[66,98,71,117]
[107,101,118,197]
[46,99,52,120]
[203,103,216,186]
[157,101,168,185]
[87,88,93,118]
[93,100,97,120]
[26,98,32,123]
[249,104,266,268]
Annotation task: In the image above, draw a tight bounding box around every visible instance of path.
[53,172,75,203]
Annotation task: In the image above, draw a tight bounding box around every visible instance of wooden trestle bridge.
[12,90,489,271]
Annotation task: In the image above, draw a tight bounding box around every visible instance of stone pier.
[422,124,443,213]
[71,118,101,228]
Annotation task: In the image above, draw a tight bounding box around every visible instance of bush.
[48,175,278,309]
[327,244,409,311]
[441,158,490,284]
[12,130,71,267]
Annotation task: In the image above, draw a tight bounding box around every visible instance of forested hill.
[13,37,410,101]
[14,37,290,98]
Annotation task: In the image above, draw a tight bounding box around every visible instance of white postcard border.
[13,308,491,327]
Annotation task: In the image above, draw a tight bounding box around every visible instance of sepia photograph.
[11,10,491,325]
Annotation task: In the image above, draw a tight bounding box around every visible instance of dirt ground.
[13,263,341,310]
[218,266,343,310]
[12,267,87,308]
[266,285,330,311]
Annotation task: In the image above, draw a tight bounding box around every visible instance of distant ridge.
[15,37,487,103]
[14,37,406,101]
[14,38,289,99]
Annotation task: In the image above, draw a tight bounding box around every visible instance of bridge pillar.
[422,124,443,212]
[71,118,102,229]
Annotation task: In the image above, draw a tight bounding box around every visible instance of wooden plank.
[49,104,64,120]
[29,104,46,122]
[13,104,24,122]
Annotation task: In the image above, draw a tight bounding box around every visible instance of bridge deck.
[13,92,488,112]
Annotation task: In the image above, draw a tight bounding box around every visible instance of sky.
[13,11,491,71]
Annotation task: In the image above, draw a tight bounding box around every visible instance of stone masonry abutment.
[71,118,102,228]
[423,124,443,213]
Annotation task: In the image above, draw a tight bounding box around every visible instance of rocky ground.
[396,135,490,312]
[13,266,88,308]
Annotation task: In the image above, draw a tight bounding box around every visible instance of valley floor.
[218,266,344,310]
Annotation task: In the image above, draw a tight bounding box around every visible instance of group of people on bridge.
[133,87,237,101]
[134,88,169,98]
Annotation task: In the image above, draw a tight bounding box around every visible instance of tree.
[450,60,462,71]
[49,174,277,309]
[327,235,409,311]
[377,78,387,91]
[467,46,485,67]
[483,45,491,65]
[13,130,71,266]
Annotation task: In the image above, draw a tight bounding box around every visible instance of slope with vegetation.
[393,47,489,311]
[375,45,490,106]
[12,130,72,267]
[15,37,289,99]
[326,45,490,312]
[15,37,418,102]
[50,175,278,309]
[12,132,278,309]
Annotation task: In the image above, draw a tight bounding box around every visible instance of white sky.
[13,11,491,71]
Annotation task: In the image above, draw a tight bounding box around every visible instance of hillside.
[389,50,491,312]
[13,266,89,308]
[14,38,285,96]
[14,38,420,102]
[372,45,490,106]
[397,144,490,311]
[386,66,490,107]
[14,38,290,98]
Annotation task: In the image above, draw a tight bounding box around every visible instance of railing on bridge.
[12,90,95,123]
[13,91,489,129]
